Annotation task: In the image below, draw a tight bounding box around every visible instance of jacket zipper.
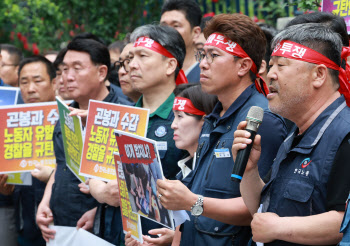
[196,141,205,159]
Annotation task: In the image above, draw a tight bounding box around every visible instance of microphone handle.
[231,129,257,182]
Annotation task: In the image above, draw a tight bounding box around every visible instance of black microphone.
[231,106,264,182]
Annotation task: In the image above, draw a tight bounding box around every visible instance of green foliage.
[0,0,318,54]
[291,0,321,12]
[259,0,287,26]
[197,0,293,27]
[0,0,162,54]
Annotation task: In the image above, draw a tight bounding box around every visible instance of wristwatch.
[190,195,204,216]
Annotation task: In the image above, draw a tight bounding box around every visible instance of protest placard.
[79,100,149,181]
[322,0,350,34]
[115,153,143,242]
[6,172,32,185]
[47,225,114,246]
[0,102,58,174]
[0,87,19,106]
[114,130,175,230]
[56,97,86,183]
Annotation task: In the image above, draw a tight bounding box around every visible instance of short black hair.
[1,44,23,65]
[200,16,212,31]
[67,38,111,81]
[286,12,349,47]
[44,50,59,56]
[53,48,67,71]
[108,41,125,54]
[257,23,277,67]
[18,55,56,81]
[124,33,131,43]
[72,32,106,45]
[161,0,202,28]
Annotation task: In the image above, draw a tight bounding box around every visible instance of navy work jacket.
[260,96,350,246]
[180,84,287,246]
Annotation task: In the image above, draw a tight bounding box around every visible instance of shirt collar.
[290,95,347,149]
[70,86,115,108]
[136,93,175,119]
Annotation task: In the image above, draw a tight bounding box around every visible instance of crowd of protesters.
[1,0,350,246]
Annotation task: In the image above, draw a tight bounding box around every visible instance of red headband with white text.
[173,97,206,116]
[205,33,268,96]
[133,36,188,85]
[271,40,350,106]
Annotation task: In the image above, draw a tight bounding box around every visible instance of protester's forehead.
[203,45,225,54]
[269,56,289,63]
[270,56,311,67]
[120,43,133,59]
[63,50,92,65]
[160,10,188,25]
[1,50,12,61]
[20,62,48,78]
[130,45,159,56]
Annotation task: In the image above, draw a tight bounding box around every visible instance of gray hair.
[272,23,342,85]
[130,24,186,79]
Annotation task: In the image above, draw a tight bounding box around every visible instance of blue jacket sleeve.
[257,111,288,178]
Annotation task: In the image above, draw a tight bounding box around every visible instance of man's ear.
[192,26,202,44]
[166,58,178,76]
[98,65,108,83]
[237,58,253,77]
[15,65,19,77]
[52,77,57,87]
[51,77,57,97]
[258,60,267,76]
[311,64,327,89]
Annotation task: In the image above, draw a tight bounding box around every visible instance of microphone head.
[246,106,264,124]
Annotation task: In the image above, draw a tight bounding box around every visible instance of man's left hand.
[76,207,97,231]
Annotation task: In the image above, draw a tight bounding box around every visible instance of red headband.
[173,97,206,116]
[272,40,350,107]
[134,36,188,85]
[205,33,268,96]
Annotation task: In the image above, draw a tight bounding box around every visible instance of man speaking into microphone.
[233,23,350,245]
[156,14,287,246]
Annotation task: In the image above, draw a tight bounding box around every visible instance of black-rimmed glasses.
[195,50,219,64]
[114,58,130,72]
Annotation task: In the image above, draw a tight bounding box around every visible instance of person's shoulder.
[186,63,200,83]
[259,110,288,138]
[249,90,269,105]
[115,95,134,106]
[339,106,350,124]
[263,110,285,124]
[108,85,133,106]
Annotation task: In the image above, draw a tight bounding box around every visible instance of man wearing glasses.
[115,42,141,103]
[156,14,287,245]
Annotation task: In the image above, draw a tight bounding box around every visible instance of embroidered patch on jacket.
[155,125,167,137]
